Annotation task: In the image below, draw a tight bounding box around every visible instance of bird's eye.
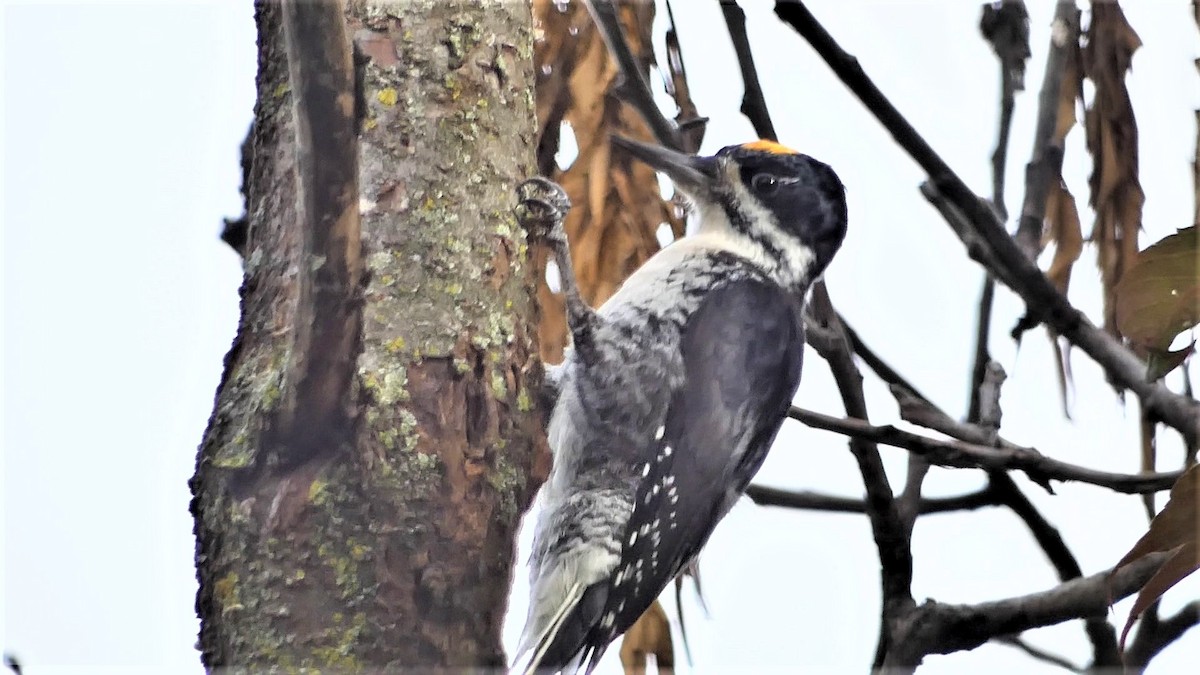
[752,173,779,194]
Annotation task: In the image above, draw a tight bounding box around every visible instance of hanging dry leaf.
[619,599,675,675]
[1083,2,1144,340]
[1040,17,1083,417]
[1112,463,1200,651]
[532,0,685,364]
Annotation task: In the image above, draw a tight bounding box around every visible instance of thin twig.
[788,406,1183,494]
[719,0,777,141]
[970,2,1027,412]
[662,0,706,153]
[584,0,683,150]
[967,278,998,423]
[993,634,1084,673]
[990,471,1121,667]
[838,315,931,404]
[774,0,1200,446]
[979,0,1030,222]
[746,484,996,515]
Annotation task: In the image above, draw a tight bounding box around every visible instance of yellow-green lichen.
[490,370,507,399]
[488,455,522,520]
[312,611,367,671]
[363,363,409,406]
[212,444,254,469]
[377,87,398,106]
[516,387,534,412]
[384,336,406,353]
[366,250,394,272]
[261,383,280,408]
[397,409,419,450]
[215,573,243,615]
[308,478,329,504]
[317,540,364,602]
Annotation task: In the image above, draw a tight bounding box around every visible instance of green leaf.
[1114,226,1200,349]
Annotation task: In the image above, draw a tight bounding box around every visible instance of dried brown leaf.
[1043,182,1084,294]
[1113,463,1200,651]
[1084,2,1144,340]
[1041,34,1083,415]
[532,0,686,364]
[619,600,675,675]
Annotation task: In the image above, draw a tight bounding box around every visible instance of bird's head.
[614,136,847,288]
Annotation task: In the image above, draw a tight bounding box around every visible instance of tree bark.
[191,0,547,670]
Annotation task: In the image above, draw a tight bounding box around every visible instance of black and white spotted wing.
[585,276,806,667]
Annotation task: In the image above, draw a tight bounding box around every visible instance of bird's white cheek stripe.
[723,168,816,287]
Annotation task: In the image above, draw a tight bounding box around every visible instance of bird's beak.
[611,135,719,196]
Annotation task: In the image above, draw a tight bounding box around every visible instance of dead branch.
[584,0,683,150]
[806,287,913,669]
[719,0,777,141]
[788,406,1183,494]
[746,484,996,515]
[886,552,1168,666]
[1125,600,1200,671]
[1013,2,1079,259]
[774,0,1200,447]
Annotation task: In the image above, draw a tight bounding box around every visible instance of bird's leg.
[515,177,599,356]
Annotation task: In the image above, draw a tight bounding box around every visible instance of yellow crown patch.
[741,139,799,155]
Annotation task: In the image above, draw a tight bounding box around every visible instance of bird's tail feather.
[514,582,609,675]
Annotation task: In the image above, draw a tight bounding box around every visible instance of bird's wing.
[585,276,805,669]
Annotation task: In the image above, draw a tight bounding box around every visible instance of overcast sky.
[3,1,1197,673]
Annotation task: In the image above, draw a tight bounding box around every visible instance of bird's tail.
[512,581,609,675]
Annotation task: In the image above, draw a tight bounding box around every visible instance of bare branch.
[888,552,1169,663]
[662,0,706,153]
[719,0,777,141]
[787,406,1183,494]
[746,484,997,515]
[805,284,913,669]
[837,315,932,404]
[979,0,1030,221]
[1126,600,1200,671]
[584,0,683,150]
[773,0,1200,446]
[990,471,1121,667]
[896,455,932,536]
[1013,2,1078,259]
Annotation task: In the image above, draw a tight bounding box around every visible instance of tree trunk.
[191,0,547,670]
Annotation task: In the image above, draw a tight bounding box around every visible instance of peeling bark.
[192,0,547,669]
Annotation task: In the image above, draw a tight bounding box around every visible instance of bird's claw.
[515,177,571,245]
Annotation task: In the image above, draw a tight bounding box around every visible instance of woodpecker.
[513,136,848,674]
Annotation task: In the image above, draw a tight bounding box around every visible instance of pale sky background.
[2,1,1198,673]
